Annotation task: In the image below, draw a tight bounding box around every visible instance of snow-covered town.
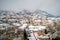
[0,10,60,40]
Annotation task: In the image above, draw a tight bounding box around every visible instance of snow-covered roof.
[0,23,9,26]
[12,23,20,26]
[48,20,53,24]
[29,25,46,31]
[35,20,41,22]
[18,23,28,29]
[0,28,5,30]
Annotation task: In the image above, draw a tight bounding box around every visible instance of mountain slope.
[34,9,55,17]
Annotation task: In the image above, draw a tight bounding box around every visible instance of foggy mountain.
[0,10,60,18]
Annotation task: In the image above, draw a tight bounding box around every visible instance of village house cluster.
[0,10,60,40]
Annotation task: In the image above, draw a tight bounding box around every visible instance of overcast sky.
[0,0,60,16]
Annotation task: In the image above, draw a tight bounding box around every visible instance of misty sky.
[0,0,60,16]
